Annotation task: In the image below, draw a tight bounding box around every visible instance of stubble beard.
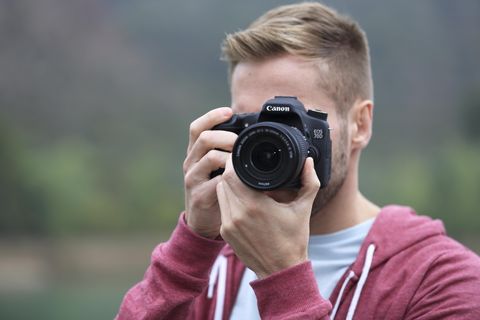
[310,123,349,216]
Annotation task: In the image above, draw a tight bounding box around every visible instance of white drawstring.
[209,245,375,320]
[208,256,222,298]
[346,244,376,320]
[331,270,356,320]
[208,255,228,320]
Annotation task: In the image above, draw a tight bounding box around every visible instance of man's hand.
[183,107,237,239]
[216,156,320,278]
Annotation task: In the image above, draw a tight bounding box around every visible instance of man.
[117,3,480,319]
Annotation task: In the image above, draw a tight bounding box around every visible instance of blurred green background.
[1,0,479,319]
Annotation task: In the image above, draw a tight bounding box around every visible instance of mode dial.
[307,109,328,121]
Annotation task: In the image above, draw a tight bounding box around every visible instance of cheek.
[330,117,350,161]
[329,118,345,146]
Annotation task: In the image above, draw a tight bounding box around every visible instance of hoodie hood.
[329,205,447,320]
[352,205,445,274]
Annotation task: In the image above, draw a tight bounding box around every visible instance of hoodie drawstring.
[208,244,375,320]
[331,243,376,320]
[208,255,228,320]
[330,270,355,320]
[346,243,376,319]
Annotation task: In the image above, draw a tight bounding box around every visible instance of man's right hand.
[183,107,237,239]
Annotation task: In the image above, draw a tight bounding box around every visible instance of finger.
[216,181,232,233]
[196,173,222,197]
[216,181,228,216]
[187,107,233,153]
[183,130,237,173]
[296,157,321,202]
[184,150,230,188]
[186,173,222,217]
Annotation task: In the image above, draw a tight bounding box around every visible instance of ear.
[350,99,374,150]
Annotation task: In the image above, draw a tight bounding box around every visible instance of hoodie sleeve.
[116,213,225,320]
[405,247,480,320]
[251,261,332,319]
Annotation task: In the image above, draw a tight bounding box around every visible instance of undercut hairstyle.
[221,2,373,115]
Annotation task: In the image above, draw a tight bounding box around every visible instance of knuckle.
[184,171,196,190]
[230,215,242,228]
[189,121,199,137]
[222,166,236,181]
[244,201,258,213]
[205,150,222,166]
[220,221,234,238]
[197,130,212,145]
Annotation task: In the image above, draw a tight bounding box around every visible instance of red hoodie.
[116,205,480,319]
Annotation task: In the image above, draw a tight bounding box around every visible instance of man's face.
[230,54,350,214]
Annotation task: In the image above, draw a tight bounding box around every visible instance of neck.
[309,157,380,235]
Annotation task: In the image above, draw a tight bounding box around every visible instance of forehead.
[230,54,334,114]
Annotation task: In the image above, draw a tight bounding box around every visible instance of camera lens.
[232,122,309,190]
[251,142,281,173]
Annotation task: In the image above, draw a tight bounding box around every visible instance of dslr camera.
[213,96,331,190]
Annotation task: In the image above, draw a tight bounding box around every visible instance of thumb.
[297,157,321,201]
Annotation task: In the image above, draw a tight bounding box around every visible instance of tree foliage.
[1,0,479,237]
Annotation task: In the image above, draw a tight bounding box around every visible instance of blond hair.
[221,2,373,114]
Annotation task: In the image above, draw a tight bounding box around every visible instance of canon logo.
[266,105,290,112]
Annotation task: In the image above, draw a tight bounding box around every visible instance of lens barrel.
[232,122,309,190]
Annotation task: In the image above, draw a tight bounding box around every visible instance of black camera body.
[213,96,331,191]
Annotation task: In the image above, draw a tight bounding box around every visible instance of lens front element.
[251,142,281,173]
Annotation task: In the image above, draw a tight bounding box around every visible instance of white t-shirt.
[229,218,375,320]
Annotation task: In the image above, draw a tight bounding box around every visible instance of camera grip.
[212,112,258,134]
[212,114,241,132]
[209,167,225,179]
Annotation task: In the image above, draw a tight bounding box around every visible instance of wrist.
[255,256,308,279]
[184,213,220,239]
